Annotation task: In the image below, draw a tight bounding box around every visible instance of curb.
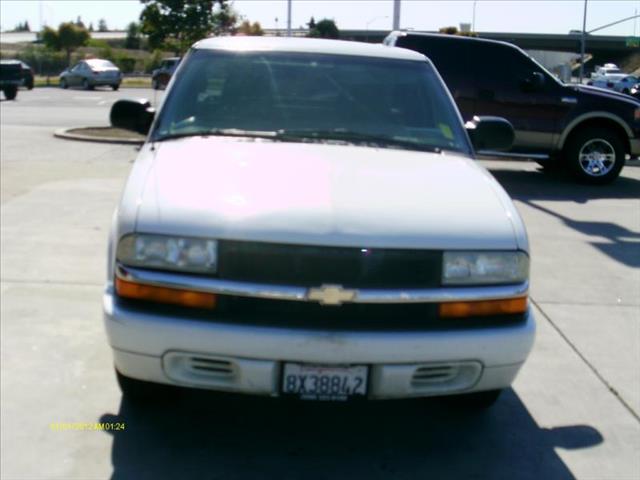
[54,127,144,145]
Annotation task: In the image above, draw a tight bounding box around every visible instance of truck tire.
[564,127,625,185]
[3,86,18,100]
[446,389,503,409]
[116,369,179,404]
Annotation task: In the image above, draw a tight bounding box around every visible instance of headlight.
[117,234,217,274]
[443,251,528,285]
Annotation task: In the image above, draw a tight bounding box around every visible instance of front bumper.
[104,289,535,399]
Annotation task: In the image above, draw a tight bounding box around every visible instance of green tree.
[307,17,316,30]
[98,18,108,32]
[88,22,94,32]
[13,21,31,32]
[307,19,339,39]
[125,22,141,49]
[140,0,237,53]
[438,26,477,37]
[237,20,263,36]
[41,22,90,66]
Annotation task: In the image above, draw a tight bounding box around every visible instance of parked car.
[19,61,34,89]
[0,60,22,100]
[590,64,622,79]
[613,75,639,95]
[151,57,180,90]
[59,59,121,90]
[590,73,638,93]
[106,36,534,408]
[384,31,640,183]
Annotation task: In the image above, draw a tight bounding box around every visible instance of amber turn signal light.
[115,277,217,309]
[439,296,528,318]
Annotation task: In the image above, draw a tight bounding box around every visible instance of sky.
[1,0,639,36]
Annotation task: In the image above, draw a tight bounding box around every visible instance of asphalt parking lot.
[1,87,639,479]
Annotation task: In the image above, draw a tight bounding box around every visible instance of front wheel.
[448,389,503,409]
[152,79,159,90]
[564,127,625,184]
[116,369,180,404]
[82,78,93,90]
[60,78,68,89]
[111,84,120,91]
[3,86,18,100]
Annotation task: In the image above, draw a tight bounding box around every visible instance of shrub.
[144,49,164,73]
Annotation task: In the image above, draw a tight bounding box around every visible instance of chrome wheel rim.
[578,138,616,177]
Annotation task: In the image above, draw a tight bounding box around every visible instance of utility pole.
[393,0,401,30]
[579,0,588,83]
[472,0,477,32]
[287,0,292,36]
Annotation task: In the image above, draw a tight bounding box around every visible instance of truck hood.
[133,137,521,250]
[573,84,640,106]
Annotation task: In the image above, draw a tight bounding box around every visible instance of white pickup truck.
[104,36,535,409]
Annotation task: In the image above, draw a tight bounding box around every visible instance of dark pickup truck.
[0,60,23,100]
[384,31,640,184]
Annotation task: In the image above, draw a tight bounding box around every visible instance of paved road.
[1,88,639,479]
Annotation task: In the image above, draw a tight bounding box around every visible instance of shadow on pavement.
[489,164,640,203]
[523,201,640,268]
[489,164,640,268]
[99,388,602,480]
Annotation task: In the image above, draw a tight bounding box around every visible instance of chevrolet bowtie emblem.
[307,284,357,306]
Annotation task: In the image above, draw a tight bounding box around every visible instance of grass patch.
[68,127,145,141]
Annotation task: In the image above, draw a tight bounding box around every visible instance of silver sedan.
[59,58,121,90]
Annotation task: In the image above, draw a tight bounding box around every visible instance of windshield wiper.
[153,128,279,142]
[153,127,448,153]
[276,128,443,153]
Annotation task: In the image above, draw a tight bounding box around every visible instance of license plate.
[281,363,368,401]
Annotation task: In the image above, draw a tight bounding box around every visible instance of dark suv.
[384,31,640,184]
[151,57,180,90]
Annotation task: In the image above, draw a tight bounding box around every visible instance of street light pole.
[472,0,477,32]
[287,0,292,36]
[579,0,588,83]
[392,0,401,30]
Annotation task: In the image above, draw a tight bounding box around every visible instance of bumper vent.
[163,352,237,386]
[187,357,235,380]
[162,352,276,394]
[411,365,460,387]
[408,361,483,394]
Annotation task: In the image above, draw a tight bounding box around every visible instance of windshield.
[152,49,471,154]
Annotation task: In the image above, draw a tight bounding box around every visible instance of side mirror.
[521,71,545,92]
[465,116,514,152]
[110,99,155,135]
